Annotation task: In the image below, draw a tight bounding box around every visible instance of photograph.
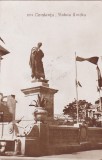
[0,1,102,159]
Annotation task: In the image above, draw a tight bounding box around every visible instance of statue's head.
[37,42,42,48]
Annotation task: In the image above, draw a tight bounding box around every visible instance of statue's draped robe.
[29,47,45,79]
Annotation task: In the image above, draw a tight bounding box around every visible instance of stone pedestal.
[21,80,58,118]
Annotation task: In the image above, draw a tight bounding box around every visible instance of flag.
[76,56,86,62]
[0,37,5,44]
[0,45,9,56]
[0,57,3,60]
[76,56,99,65]
[96,66,102,88]
[76,80,82,87]
[78,81,82,87]
[97,86,100,92]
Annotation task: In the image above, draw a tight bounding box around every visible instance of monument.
[20,42,58,155]
[21,42,58,119]
[29,42,45,81]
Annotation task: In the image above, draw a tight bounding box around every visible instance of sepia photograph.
[0,1,102,159]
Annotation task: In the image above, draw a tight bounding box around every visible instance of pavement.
[0,150,102,160]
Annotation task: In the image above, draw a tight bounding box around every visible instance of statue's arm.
[29,53,32,68]
[40,50,44,58]
[29,47,37,67]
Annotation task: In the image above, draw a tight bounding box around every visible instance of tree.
[95,97,102,104]
[63,100,92,121]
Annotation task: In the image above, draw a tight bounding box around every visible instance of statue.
[29,42,45,81]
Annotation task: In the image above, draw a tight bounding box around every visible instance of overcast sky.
[0,1,102,118]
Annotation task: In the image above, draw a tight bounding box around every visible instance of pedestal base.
[21,81,58,117]
[31,79,49,84]
[31,81,49,87]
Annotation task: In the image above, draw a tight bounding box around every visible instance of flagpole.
[100,57,102,111]
[0,55,2,92]
[75,52,79,124]
[99,89,102,111]
[96,65,102,111]
[97,86,102,111]
[0,55,3,138]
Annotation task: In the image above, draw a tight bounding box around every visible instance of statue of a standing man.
[29,42,45,81]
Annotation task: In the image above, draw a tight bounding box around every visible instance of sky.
[0,1,102,118]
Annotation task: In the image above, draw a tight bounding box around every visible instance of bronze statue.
[29,42,45,80]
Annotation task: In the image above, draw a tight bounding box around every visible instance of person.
[29,42,45,80]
